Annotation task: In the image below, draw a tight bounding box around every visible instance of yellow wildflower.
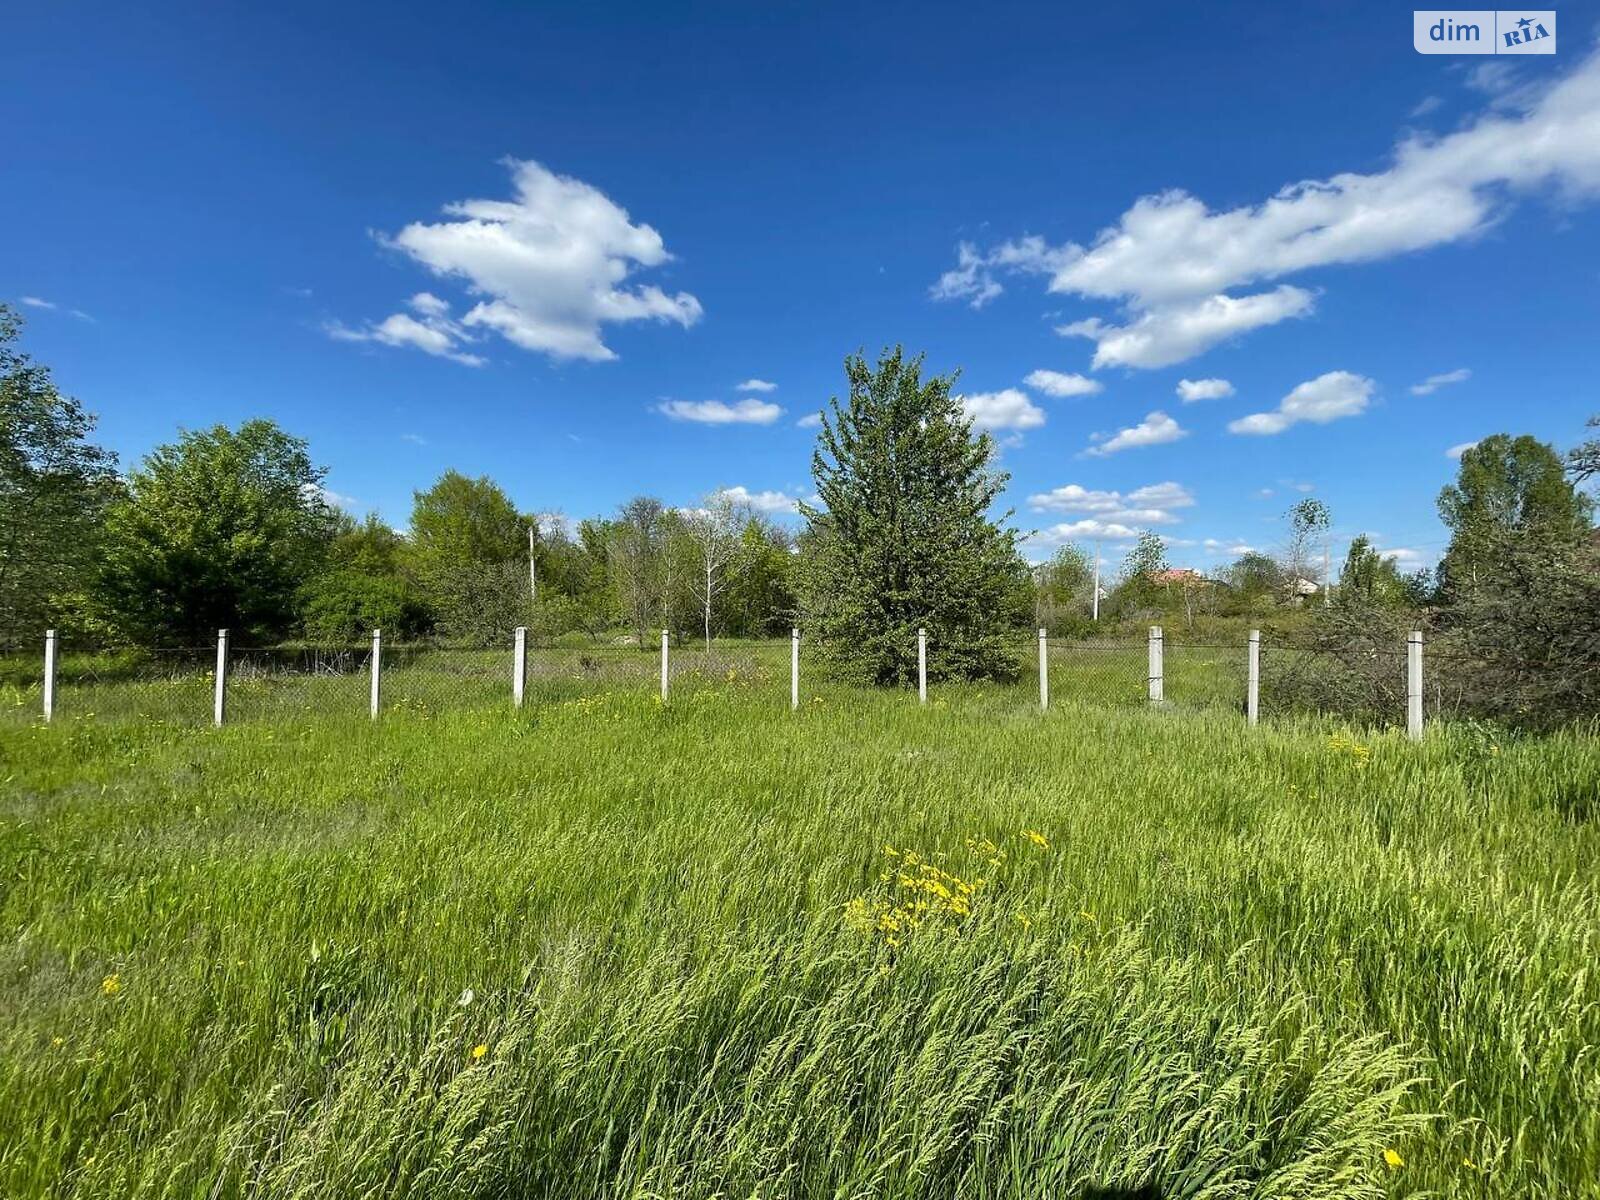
[101,974,121,996]
[1023,829,1050,850]
[1383,1148,1404,1169]
[470,1043,489,1061]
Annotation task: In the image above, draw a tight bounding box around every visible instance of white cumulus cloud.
[934,51,1600,367]
[960,388,1046,431]
[736,378,777,393]
[1410,367,1471,395]
[657,398,783,425]
[1059,286,1314,370]
[796,412,823,429]
[1024,369,1102,398]
[1027,481,1195,525]
[1228,371,1374,435]
[714,486,802,514]
[1085,410,1187,456]
[326,292,487,366]
[334,158,701,365]
[1176,377,1235,402]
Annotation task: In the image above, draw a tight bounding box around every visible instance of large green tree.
[1438,433,1593,592]
[94,420,338,643]
[796,347,1029,685]
[407,471,529,642]
[298,514,429,641]
[0,306,120,649]
[1336,535,1410,609]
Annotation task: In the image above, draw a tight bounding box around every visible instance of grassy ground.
[2,675,1597,1197]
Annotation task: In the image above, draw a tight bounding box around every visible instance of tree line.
[4,302,1598,721]
[0,305,796,651]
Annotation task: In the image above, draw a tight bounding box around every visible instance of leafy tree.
[1283,497,1331,596]
[1033,543,1094,635]
[1438,434,1593,592]
[298,514,428,641]
[0,306,120,649]
[607,496,669,646]
[407,471,528,642]
[1336,535,1410,609]
[723,516,795,638]
[796,347,1029,685]
[1436,527,1600,729]
[1222,552,1283,616]
[683,492,747,651]
[1111,531,1168,616]
[94,420,338,643]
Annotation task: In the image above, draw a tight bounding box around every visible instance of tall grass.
[2,681,1597,1197]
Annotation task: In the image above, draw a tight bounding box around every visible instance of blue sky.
[6,1,1599,572]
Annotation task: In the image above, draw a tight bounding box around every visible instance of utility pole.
[1092,539,1101,622]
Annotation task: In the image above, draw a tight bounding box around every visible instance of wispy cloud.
[959,388,1045,432]
[326,292,487,366]
[1085,410,1187,456]
[714,485,803,514]
[1176,377,1234,402]
[1228,371,1374,436]
[400,432,428,446]
[18,296,93,321]
[1027,481,1194,525]
[796,412,822,429]
[1023,369,1101,398]
[934,51,1600,367]
[1446,440,1479,459]
[736,378,777,393]
[1410,367,1471,395]
[658,397,783,425]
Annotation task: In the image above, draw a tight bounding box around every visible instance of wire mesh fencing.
[6,625,1449,735]
[2,646,216,727]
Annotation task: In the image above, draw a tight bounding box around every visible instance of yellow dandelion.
[1023,829,1050,850]
[1014,912,1033,931]
[1383,1148,1404,1169]
[101,974,121,996]
[1463,1156,1477,1170]
[51,1036,64,1048]
[470,1043,488,1061]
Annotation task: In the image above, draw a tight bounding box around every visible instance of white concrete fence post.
[1407,629,1424,741]
[1247,629,1261,726]
[790,627,800,711]
[213,628,229,727]
[1147,625,1164,705]
[369,628,382,719]
[917,627,927,705]
[1038,628,1049,711]
[512,626,527,708]
[43,628,57,723]
[660,629,669,702]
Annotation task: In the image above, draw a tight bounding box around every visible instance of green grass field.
[2,658,1598,1197]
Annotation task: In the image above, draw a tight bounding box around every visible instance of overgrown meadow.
[2,669,1598,1198]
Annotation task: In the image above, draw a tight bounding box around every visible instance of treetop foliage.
[797,346,1030,685]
